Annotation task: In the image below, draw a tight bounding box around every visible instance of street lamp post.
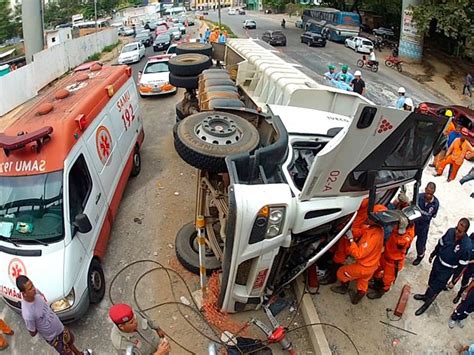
[94,0,98,52]
[217,0,222,27]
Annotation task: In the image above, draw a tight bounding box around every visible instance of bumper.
[153,44,169,51]
[139,86,177,96]
[2,289,89,324]
[118,58,138,64]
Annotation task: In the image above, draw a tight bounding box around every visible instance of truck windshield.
[0,171,64,244]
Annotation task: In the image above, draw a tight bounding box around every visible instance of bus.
[302,8,360,43]
[72,19,110,30]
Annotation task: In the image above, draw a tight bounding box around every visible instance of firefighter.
[435,128,474,181]
[330,209,385,304]
[367,216,415,299]
[448,232,474,304]
[448,280,474,329]
[414,218,471,316]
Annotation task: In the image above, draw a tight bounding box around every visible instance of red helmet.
[419,103,428,113]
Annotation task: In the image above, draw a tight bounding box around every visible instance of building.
[45,27,72,48]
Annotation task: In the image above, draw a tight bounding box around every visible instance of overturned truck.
[168,40,448,312]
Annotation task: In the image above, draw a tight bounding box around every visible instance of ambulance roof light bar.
[0,126,53,157]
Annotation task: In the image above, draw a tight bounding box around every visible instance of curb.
[293,276,332,355]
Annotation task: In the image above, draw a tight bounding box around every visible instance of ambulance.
[0,62,144,322]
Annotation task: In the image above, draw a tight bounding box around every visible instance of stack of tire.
[197,69,244,111]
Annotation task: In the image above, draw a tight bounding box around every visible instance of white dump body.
[226,38,373,118]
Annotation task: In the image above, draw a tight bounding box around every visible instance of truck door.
[299,104,448,201]
[66,147,107,255]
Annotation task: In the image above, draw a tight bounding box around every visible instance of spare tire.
[175,222,221,276]
[176,42,213,57]
[169,73,199,89]
[174,111,260,172]
[169,54,212,77]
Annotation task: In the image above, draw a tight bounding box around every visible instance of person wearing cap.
[335,64,353,84]
[396,87,406,109]
[368,216,415,299]
[435,128,474,181]
[350,71,365,95]
[330,205,387,304]
[414,218,471,316]
[109,303,170,355]
[324,65,336,80]
[402,97,414,111]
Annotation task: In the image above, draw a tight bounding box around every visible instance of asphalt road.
[207,10,448,107]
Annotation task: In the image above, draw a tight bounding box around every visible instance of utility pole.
[94,0,98,53]
[217,0,222,27]
[22,0,45,64]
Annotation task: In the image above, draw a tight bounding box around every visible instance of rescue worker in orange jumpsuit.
[209,28,219,43]
[436,128,474,181]
[367,216,415,299]
[330,206,386,304]
[0,318,14,350]
[319,198,370,285]
[432,110,456,167]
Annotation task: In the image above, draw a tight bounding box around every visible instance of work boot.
[319,263,341,285]
[367,288,386,300]
[369,278,384,290]
[412,256,423,266]
[413,294,426,301]
[330,282,349,295]
[349,289,366,304]
[415,298,434,316]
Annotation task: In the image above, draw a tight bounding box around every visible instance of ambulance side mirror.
[73,214,92,234]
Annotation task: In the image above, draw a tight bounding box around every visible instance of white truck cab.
[0,63,144,322]
[168,39,448,313]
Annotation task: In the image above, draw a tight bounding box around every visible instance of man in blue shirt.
[395,87,406,109]
[335,64,353,84]
[413,218,471,316]
[448,232,474,304]
[413,182,440,265]
[324,64,336,80]
[204,28,211,42]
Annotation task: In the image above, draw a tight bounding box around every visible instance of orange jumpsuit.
[373,224,415,291]
[437,138,474,181]
[0,319,12,349]
[433,121,456,166]
[336,224,385,293]
[209,30,219,43]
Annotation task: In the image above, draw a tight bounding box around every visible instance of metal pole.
[217,0,222,28]
[22,0,45,64]
[94,0,98,53]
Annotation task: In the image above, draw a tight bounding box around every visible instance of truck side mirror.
[73,213,92,233]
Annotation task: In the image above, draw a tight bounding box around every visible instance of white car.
[166,44,178,56]
[170,26,182,40]
[118,42,146,64]
[118,26,134,36]
[228,8,236,15]
[345,36,374,54]
[177,22,186,34]
[243,19,256,29]
[138,55,177,96]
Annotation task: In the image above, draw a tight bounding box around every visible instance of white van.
[0,63,144,322]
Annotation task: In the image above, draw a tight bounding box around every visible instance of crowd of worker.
[199,26,228,44]
[317,180,473,327]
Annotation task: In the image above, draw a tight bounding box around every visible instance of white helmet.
[404,97,414,107]
[354,70,362,76]
[398,87,406,94]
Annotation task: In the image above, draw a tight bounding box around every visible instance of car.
[261,30,287,46]
[166,43,178,56]
[118,42,145,64]
[155,25,169,36]
[138,55,177,97]
[295,19,304,28]
[118,26,134,36]
[144,21,158,30]
[238,9,246,15]
[373,27,395,37]
[170,26,182,40]
[153,34,172,51]
[243,19,256,29]
[345,36,374,53]
[134,32,153,47]
[177,22,186,34]
[300,31,326,47]
[228,8,236,15]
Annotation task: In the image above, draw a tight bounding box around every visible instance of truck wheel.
[176,42,213,57]
[174,111,259,173]
[175,222,221,276]
[169,73,199,89]
[88,259,105,304]
[130,150,141,177]
[168,54,212,77]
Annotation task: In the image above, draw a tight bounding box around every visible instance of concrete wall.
[0,29,118,117]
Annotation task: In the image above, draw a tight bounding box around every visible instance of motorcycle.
[385,55,403,72]
[357,58,379,72]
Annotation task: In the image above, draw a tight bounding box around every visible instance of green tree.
[412,0,474,55]
[0,0,17,42]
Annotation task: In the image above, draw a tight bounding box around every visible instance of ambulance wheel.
[169,73,199,89]
[88,259,105,304]
[169,54,212,77]
[174,111,260,173]
[176,42,213,57]
[175,222,221,276]
[130,150,141,177]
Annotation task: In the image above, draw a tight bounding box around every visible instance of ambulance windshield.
[0,171,64,244]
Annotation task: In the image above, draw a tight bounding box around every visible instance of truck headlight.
[266,207,285,238]
[51,288,75,312]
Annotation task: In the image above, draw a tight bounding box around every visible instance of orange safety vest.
[447,138,474,165]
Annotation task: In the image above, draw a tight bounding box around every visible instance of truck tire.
[174,111,260,172]
[169,73,199,89]
[169,54,212,77]
[176,42,213,57]
[175,222,221,276]
[88,259,105,304]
